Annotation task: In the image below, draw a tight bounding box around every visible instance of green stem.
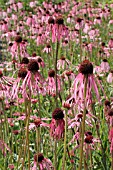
[78,75,88,170]
[55,40,59,107]
[54,140,57,170]
[36,128,40,154]
[21,99,31,170]
[92,103,107,170]
[62,112,67,170]
[79,29,82,62]
[111,151,113,170]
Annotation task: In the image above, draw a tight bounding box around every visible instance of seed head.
[48,17,55,24]
[104,100,110,106]
[18,68,27,79]
[85,135,93,144]
[28,60,39,72]
[9,42,13,46]
[38,153,44,162]
[37,57,42,63]
[55,16,64,25]
[48,69,55,77]
[103,59,108,62]
[60,56,65,60]
[32,52,37,57]
[108,109,113,116]
[52,108,64,120]
[76,18,83,23]
[21,57,29,64]
[15,35,22,43]
[79,60,93,75]
[34,118,41,127]
[46,44,51,48]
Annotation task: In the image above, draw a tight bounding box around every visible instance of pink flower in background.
[108,38,113,49]
[17,1,23,9]
[29,1,36,8]
[50,108,65,139]
[94,17,102,25]
[26,16,35,26]
[83,21,91,34]
[32,153,53,170]
[107,71,113,83]
[75,18,84,30]
[36,33,45,46]
[88,28,99,40]
[43,44,51,53]
[0,139,11,156]
[1,20,8,33]
[46,69,61,96]
[11,67,28,99]
[22,60,45,99]
[37,57,45,68]
[52,16,68,42]
[57,56,71,70]
[100,59,110,72]
[8,164,14,170]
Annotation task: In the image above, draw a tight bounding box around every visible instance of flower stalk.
[79,75,88,170]
[62,112,67,170]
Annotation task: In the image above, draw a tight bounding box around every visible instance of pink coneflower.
[11,67,28,99]
[32,153,53,170]
[46,69,61,96]
[17,1,23,9]
[8,164,14,170]
[29,1,36,8]
[52,16,68,42]
[22,60,45,99]
[0,70,14,87]
[107,70,113,83]
[10,35,27,61]
[29,117,50,130]
[57,56,71,70]
[36,33,45,46]
[67,60,102,107]
[107,109,113,127]
[0,139,11,156]
[37,57,45,68]
[108,38,113,49]
[26,15,35,26]
[43,44,51,53]
[50,108,65,139]
[100,59,110,73]
[1,20,8,33]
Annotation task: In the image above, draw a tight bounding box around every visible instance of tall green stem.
[62,112,67,170]
[55,40,59,107]
[79,75,88,170]
[21,99,31,170]
[54,38,60,170]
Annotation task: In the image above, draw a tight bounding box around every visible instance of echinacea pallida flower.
[67,60,102,107]
[32,153,53,170]
[50,108,65,139]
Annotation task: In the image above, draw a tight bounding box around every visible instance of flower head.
[66,60,102,108]
[79,60,93,75]
[50,108,65,139]
[21,57,29,64]
[18,67,28,79]
[28,60,39,73]
[15,35,22,43]
[32,153,53,170]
